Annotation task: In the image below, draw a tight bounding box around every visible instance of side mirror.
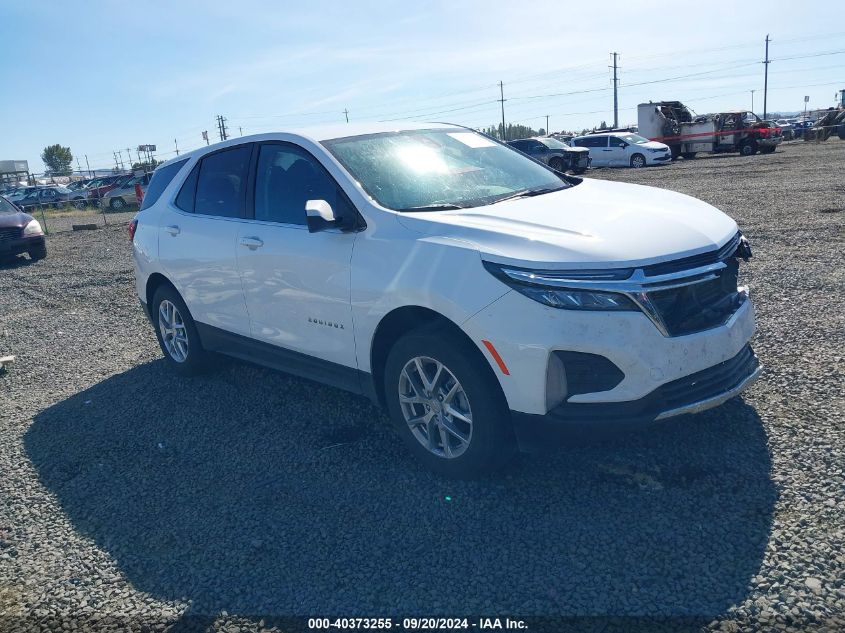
[306,199,353,233]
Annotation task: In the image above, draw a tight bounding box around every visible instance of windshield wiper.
[399,202,470,212]
[490,186,565,205]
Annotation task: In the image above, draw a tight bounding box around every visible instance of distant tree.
[482,122,542,141]
[41,144,73,176]
[538,128,546,136]
[598,121,608,130]
[132,159,161,171]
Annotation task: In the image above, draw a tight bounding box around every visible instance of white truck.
[638,101,782,159]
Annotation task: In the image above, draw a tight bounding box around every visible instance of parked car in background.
[775,120,795,140]
[507,137,591,174]
[0,194,46,261]
[17,185,82,210]
[5,186,40,204]
[571,132,671,167]
[132,123,759,476]
[792,120,814,139]
[85,174,131,206]
[101,172,151,210]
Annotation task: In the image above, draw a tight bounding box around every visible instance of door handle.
[239,236,264,250]
[165,224,180,236]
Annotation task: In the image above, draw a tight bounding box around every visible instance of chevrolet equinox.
[132,122,760,476]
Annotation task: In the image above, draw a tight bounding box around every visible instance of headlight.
[649,147,665,153]
[483,262,638,311]
[23,219,43,236]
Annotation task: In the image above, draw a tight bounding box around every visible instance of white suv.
[571,132,672,167]
[132,122,759,476]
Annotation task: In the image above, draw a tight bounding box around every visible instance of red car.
[0,194,47,261]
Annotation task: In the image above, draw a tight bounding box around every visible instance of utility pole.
[113,152,120,170]
[545,115,549,135]
[216,115,228,141]
[610,52,620,129]
[762,35,770,120]
[76,157,82,177]
[239,126,243,136]
[84,155,92,178]
[343,108,349,123]
[174,139,179,156]
[498,81,506,141]
[751,89,755,113]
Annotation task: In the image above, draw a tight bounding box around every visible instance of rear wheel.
[630,153,646,168]
[384,327,515,477]
[682,152,697,160]
[759,146,776,154]
[151,285,210,375]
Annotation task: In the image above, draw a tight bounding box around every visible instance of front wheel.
[152,285,210,375]
[630,153,646,168]
[28,244,47,261]
[548,157,565,172]
[109,197,127,210]
[384,328,515,477]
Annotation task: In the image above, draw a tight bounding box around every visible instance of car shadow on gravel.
[26,359,776,630]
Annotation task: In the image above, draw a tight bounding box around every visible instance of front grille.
[648,258,742,336]
[0,227,21,243]
[656,344,759,410]
[644,232,741,277]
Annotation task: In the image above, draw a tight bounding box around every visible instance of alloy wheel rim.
[398,356,473,459]
[633,156,645,167]
[158,300,189,362]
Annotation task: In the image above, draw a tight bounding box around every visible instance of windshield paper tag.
[447,132,496,148]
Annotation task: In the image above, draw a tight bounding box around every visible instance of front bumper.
[462,286,756,416]
[650,153,672,163]
[0,234,45,257]
[511,344,760,448]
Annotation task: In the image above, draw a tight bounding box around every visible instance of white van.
[571,132,672,168]
[131,122,759,476]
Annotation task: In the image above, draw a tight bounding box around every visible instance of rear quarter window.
[140,159,188,210]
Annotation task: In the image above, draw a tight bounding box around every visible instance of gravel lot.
[1,140,843,632]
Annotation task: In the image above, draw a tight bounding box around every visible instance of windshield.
[616,133,651,145]
[322,128,568,211]
[537,137,570,149]
[0,196,18,213]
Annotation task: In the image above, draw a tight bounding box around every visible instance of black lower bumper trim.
[512,344,759,450]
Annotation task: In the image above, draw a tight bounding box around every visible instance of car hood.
[562,146,589,154]
[0,211,34,229]
[395,178,738,268]
[637,141,669,151]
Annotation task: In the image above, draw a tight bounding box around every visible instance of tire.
[28,244,47,261]
[739,140,757,156]
[109,197,127,211]
[384,326,515,477]
[759,146,776,154]
[630,153,646,168]
[681,152,697,160]
[151,285,210,375]
[73,199,86,209]
[573,168,587,175]
[548,157,565,172]
[669,145,680,161]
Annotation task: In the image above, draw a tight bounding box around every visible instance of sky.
[1,0,843,173]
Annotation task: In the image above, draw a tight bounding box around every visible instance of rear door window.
[141,159,187,210]
[193,145,252,217]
